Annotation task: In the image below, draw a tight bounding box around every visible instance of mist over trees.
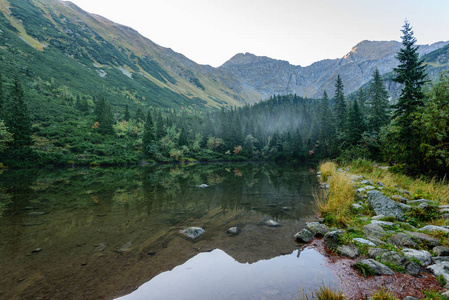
[1,21,449,177]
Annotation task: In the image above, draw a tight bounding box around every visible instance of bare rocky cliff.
[219,40,449,101]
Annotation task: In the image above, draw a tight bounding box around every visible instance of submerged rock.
[265,220,280,227]
[181,227,205,239]
[226,227,239,236]
[197,184,209,188]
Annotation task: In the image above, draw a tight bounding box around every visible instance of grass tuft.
[370,286,399,300]
[319,161,337,182]
[301,285,346,300]
[316,170,355,228]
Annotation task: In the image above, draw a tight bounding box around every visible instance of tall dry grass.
[319,161,337,182]
[301,286,346,300]
[316,164,355,227]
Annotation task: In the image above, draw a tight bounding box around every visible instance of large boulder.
[405,231,441,247]
[336,244,359,258]
[294,229,314,243]
[402,248,432,266]
[354,259,394,276]
[380,251,421,276]
[368,248,389,259]
[433,246,449,256]
[305,222,329,237]
[388,233,417,248]
[427,262,449,288]
[323,230,345,249]
[367,190,406,221]
[419,225,449,234]
[362,223,386,238]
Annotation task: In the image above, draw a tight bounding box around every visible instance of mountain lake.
[0,162,340,299]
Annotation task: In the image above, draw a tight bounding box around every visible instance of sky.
[68,0,449,68]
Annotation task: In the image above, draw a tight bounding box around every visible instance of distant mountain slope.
[0,0,245,110]
[220,40,449,100]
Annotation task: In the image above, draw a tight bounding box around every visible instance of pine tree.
[142,110,155,152]
[391,20,428,171]
[0,72,4,119]
[6,75,32,149]
[346,99,367,146]
[393,20,427,120]
[94,96,114,135]
[319,91,336,157]
[333,74,347,132]
[124,105,130,121]
[368,68,390,132]
[135,107,145,122]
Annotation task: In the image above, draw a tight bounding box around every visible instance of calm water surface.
[0,162,340,299]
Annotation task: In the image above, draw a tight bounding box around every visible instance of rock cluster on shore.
[295,169,449,298]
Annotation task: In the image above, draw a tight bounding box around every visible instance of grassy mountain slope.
[0,0,244,112]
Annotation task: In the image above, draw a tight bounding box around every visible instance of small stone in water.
[265,220,280,227]
[198,184,209,188]
[227,227,239,235]
[32,248,42,253]
[181,227,205,239]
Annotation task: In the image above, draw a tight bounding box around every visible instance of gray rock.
[362,223,386,238]
[427,262,449,287]
[265,220,281,227]
[351,203,363,210]
[417,202,429,209]
[402,248,432,265]
[405,231,441,247]
[356,187,366,194]
[116,241,132,253]
[227,227,239,235]
[371,220,395,227]
[336,244,359,258]
[353,238,376,246]
[368,248,389,259]
[354,259,394,276]
[323,230,345,249]
[398,203,412,213]
[181,227,205,239]
[320,183,330,189]
[361,180,374,185]
[371,215,386,220]
[419,225,449,234]
[433,246,449,256]
[365,185,376,190]
[408,199,431,205]
[432,256,449,264]
[388,233,417,248]
[305,222,329,237]
[376,182,385,187]
[32,248,42,253]
[365,235,386,246]
[391,195,408,203]
[294,229,315,243]
[380,251,422,275]
[367,190,406,221]
[28,212,46,216]
[403,297,419,300]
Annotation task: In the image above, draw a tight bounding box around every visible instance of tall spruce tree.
[94,96,114,135]
[142,110,155,153]
[346,99,367,146]
[0,72,4,119]
[333,74,347,132]
[392,20,428,171]
[6,75,32,149]
[124,105,130,121]
[368,68,390,132]
[319,91,336,157]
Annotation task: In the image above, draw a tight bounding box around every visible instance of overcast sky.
[68,0,449,67]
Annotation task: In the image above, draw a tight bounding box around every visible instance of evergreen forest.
[1,21,449,177]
